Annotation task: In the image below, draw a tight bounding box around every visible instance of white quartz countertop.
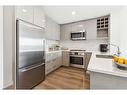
[46,50,70,54]
[88,52,127,78]
[46,50,62,54]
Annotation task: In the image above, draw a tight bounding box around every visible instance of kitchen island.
[88,52,127,89]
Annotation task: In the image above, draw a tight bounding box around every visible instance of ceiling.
[43,6,123,24]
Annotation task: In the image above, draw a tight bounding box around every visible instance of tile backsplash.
[45,40,59,51]
[45,39,108,52]
[60,39,108,51]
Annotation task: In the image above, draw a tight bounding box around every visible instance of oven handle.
[70,55,84,58]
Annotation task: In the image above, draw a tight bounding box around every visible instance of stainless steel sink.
[96,54,114,59]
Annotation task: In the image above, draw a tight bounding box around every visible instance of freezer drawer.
[16,63,45,89]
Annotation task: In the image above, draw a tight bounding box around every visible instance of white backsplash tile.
[45,40,59,51]
[60,39,108,51]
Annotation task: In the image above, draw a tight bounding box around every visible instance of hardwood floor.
[34,66,90,89]
[4,85,15,90]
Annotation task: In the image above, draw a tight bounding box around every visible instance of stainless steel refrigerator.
[16,20,45,89]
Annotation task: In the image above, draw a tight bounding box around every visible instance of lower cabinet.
[85,52,92,70]
[62,51,70,66]
[45,52,62,75]
[56,52,62,68]
[45,61,54,75]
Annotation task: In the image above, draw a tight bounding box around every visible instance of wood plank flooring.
[34,66,90,89]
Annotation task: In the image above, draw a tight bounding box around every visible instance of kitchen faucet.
[108,43,121,56]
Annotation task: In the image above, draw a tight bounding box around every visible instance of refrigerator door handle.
[20,63,45,72]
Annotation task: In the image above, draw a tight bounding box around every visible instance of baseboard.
[3,81,13,89]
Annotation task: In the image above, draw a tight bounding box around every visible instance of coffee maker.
[100,44,108,52]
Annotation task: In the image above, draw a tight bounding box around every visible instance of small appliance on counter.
[100,44,108,52]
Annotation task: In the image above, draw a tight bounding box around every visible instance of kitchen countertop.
[88,51,127,78]
[46,50,62,54]
[46,50,93,54]
[46,50,70,54]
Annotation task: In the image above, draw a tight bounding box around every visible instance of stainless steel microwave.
[71,31,86,40]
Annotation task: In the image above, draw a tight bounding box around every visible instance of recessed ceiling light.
[22,9,27,13]
[72,11,76,15]
[42,20,45,22]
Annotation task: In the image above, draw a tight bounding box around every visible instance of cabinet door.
[33,7,45,28]
[16,6,33,23]
[85,20,97,39]
[60,25,66,40]
[53,23,60,40]
[45,16,60,40]
[62,51,70,66]
[56,52,62,68]
[52,58,58,70]
[45,61,53,75]
[57,54,62,67]
[45,16,53,40]
[85,52,92,70]
[56,24,60,40]
[60,24,71,40]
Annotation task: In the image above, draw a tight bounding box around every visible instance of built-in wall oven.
[70,50,85,68]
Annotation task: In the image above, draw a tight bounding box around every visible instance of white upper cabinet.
[85,19,97,39]
[45,16,53,40]
[54,23,60,40]
[60,24,72,40]
[15,6,46,28]
[68,22,85,33]
[60,19,97,40]
[33,7,45,28]
[45,16,60,40]
[16,6,34,23]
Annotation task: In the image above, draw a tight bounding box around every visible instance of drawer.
[46,53,53,62]
[45,61,55,75]
[46,52,59,62]
[17,63,45,89]
[52,52,58,59]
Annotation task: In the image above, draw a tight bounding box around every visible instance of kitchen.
[2,6,127,90]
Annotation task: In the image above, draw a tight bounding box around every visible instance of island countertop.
[87,51,127,78]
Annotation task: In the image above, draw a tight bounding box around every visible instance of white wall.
[119,7,127,57]
[0,6,3,89]
[3,6,15,88]
[110,9,121,54]
[110,7,127,57]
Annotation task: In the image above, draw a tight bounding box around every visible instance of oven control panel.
[70,51,85,56]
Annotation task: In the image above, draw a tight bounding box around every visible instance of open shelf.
[97,16,109,38]
[97,17,109,30]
